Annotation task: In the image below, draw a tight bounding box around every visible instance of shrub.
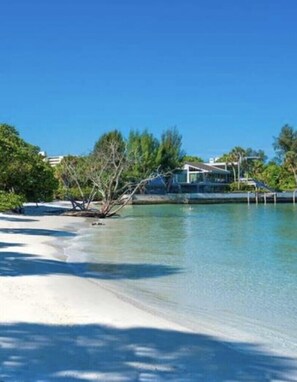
[0,191,25,213]
[229,182,255,192]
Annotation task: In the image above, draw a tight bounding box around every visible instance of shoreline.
[1,203,296,380]
[131,191,297,205]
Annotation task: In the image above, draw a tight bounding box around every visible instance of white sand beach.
[0,204,296,381]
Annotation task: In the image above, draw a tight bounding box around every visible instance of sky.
[1,0,297,160]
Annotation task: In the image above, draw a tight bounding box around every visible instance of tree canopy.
[156,127,185,172]
[274,124,297,158]
[127,129,159,181]
[57,127,186,217]
[0,123,58,203]
[274,125,297,185]
[183,155,204,163]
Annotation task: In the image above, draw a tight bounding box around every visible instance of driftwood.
[63,210,107,218]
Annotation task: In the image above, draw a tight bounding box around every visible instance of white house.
[173,162,231,193]
[46,156,64,167]
[39,152,64,167]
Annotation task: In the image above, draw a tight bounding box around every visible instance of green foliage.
[183,155,204,163]
[55,184,102,201]
[274,124,297,158]
[251,161,295,191]
[0,123,58,201]
[0,191,24,212]
[245,148,267,162]
[217,146,267,189]
[218,136,297,190]
[156,127,184,172]
[259,162,282,190]
[56,156,91,190]
[56,127,186,213]
[91,131,128,198]
[55,155,97,208]
[127,129,159,181]
[93,130,125,157]
[228,182,255,192]
[274,125,297,186]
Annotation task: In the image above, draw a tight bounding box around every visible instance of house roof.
[184,162,230,174]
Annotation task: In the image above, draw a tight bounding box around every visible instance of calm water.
[67,204,297,355]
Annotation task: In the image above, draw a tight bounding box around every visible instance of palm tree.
[229,147,246,189]
[285,151,297,185]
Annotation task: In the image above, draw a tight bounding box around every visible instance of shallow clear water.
[67,204,297,355]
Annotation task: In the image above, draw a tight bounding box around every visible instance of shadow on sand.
[23,204,71,217]
[0,228,75,237]
[0,252,181,280]
[0,242,24,249]
[0,216,39,223]
[0,322,296,381]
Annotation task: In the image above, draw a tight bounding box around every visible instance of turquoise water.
[68,204,297,356]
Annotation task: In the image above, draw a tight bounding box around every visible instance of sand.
[0,204,296,381]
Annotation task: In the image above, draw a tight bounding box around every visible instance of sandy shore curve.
[0,204,296,381]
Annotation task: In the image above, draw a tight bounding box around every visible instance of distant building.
[46,156,64,167]
[39,152,64,167]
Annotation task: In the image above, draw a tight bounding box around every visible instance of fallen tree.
[57,131,168,218]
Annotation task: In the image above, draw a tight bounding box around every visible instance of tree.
[56,155,96,210]
[274,125,297,186]
[93,129,126,156]
[59,131,159,218]
[284,151,297,185]
[0,123,58,202]
[217,147,245,188]
[218,147,266,189]
[156,127,184,171]
[89,131,129,216]
[245,148,267,163]
[127,129,159,192]
[87,130,165,217]
[59,129,184,218]
[274,124,297,158]
[156,127,184,190]
[258,162,281,190]
[0,191,24,213]
[183,155,204,163]
[243,148,266,180]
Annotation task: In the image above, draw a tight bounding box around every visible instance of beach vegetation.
[274,125,297,187]
[228,182,255,192]
[2,121,297,215]
[156,127,185,172]
[56,128,183,217]
[0,123,58,207]
[274,124,297,158]
[0,191,24,213]
[217,147,267,189]
[155,127,185,191]
[55,155,96,209]
[127,129,159,190]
